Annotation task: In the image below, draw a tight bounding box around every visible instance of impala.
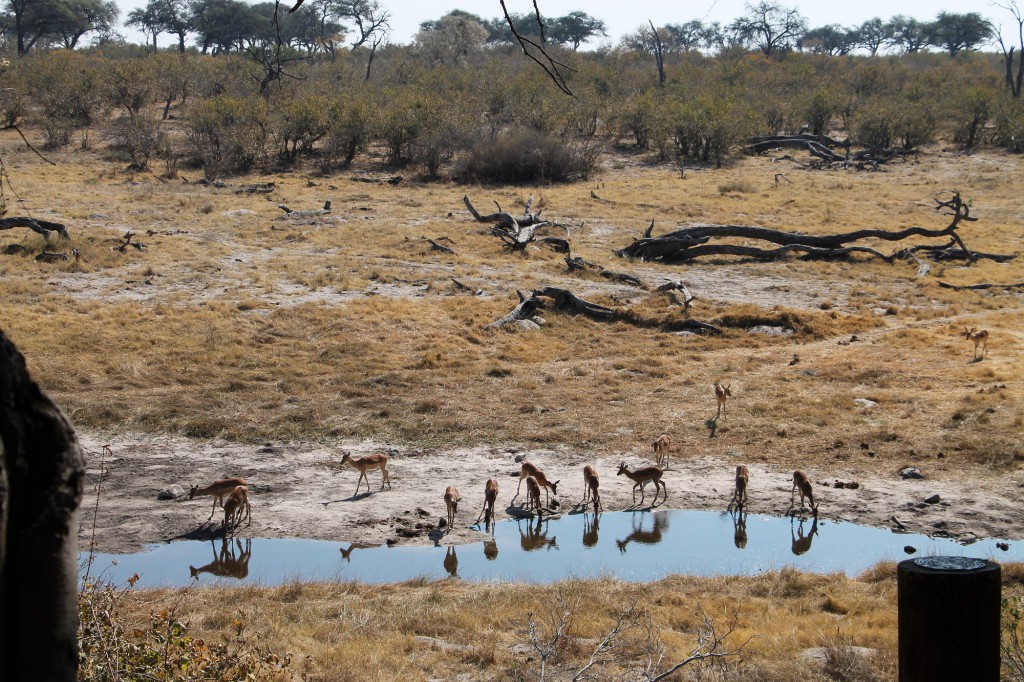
[964,327,989,360]
[714,383,732,419]
[727,465,749,511]
[582,465,601,512]
[444,485,460,532]
[340,451,391,495]
[223,485,250,529]
[617,462,666,505]
[189,477,247,521]
[475,478,499,527]
[516,461,559,505]
[524,475,543,512]
[791,470,817,512]
[652,434,671,468]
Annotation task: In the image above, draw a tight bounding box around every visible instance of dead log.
[533,287,617,320]
[235,182,275,194]
[657,281,697,311]
[616,192,1001,265]
[484,290,543,330]
[115,231,146,252]
[0,217,69,239]
[423,237,455,254]
[34,251,69,263]
[565,255,647,289]
[937,281,1024,291]
[463,194,544,230]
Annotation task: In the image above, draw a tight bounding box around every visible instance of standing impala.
[727,465,749,511]
[964,327,989,360]
[790,470,817,513]
[582,465,601,512]
[189,477,247,521]
[714,383,732,419]
[652,434,671,468]
[617,462,666,505]
[340,451,391,495]
[474,479,499,528]
[443,486,460,532]
[516,461,559,505]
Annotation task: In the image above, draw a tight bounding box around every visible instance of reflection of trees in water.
[791,516,819,556]
[616,511,669,554]
[519,516,557,552]
[189,537,252,580]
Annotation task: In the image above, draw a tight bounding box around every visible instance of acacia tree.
[800,24,856,55]
[884,15,929,54]
[928,11,994,56]
[728,1,807,57]
[549,10,605,50]
[854,17,889,55]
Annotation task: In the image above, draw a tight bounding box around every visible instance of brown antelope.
[652,434,671,468]
[443,486,460,532]
[222,485,250,530]
[964,327,988,360]
[524,475,544,513]
[340,451,391,495]
[189,538,252,581]
[727,465,749,511]
[189,477,247,521]
[617,462,666,505]
[582,465,601,512]
[516,461,559,505]
[475,478,499,527]
[791,470,817,512]
[714,383,732,419]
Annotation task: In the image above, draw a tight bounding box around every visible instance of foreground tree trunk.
[0,331,84,681]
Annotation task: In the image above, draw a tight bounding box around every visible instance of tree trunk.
[0,331,84,682]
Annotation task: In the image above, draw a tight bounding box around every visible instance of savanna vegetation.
[1,1,1024,680]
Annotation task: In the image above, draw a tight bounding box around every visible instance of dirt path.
[78,430,1024,555]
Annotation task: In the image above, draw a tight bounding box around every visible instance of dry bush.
[456,129,599,184]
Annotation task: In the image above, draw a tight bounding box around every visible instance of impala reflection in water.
[82,509,1024,588]
[189,538,251,581]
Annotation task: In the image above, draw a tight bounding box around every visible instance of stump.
[897,556,1000,682]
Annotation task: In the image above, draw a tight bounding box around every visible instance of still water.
[80,509,1024,588]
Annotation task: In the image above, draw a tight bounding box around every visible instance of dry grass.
[1,131,1022,481]
[104,570,908,681]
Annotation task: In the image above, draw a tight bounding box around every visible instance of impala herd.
[188,385,825,542]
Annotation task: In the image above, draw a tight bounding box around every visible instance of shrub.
[992,97,1024,153]
[78,576,297,681]
[455,128,599,184]
[952,87,993,149]
[275,93,328,162]
[24,52,105,148]
[184,96,269,179]
[108,115,165,170]
[670,94,754,168]
[320,94,374,170]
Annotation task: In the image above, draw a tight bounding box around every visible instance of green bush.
[670,95,754,168]
[275,93,328,162]
[320,94,375,170]
[185,96,268,179]
[24,52,105,148]
[456,128,599,184]
[991,97,1024,153]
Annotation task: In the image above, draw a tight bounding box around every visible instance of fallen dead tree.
[463,194,570,252]
[616,193,1012,266]
[484,288,720,335]
[0,217,69,239]
[743,134,904,169]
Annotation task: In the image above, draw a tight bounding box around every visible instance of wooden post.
[898,557,1001,682]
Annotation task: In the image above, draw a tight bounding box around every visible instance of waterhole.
[80,509,1021,588]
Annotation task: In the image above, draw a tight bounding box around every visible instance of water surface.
[80,509,1022,588]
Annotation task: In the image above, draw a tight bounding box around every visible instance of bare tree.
[996,2,1024,97]
[729,0,808,57]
